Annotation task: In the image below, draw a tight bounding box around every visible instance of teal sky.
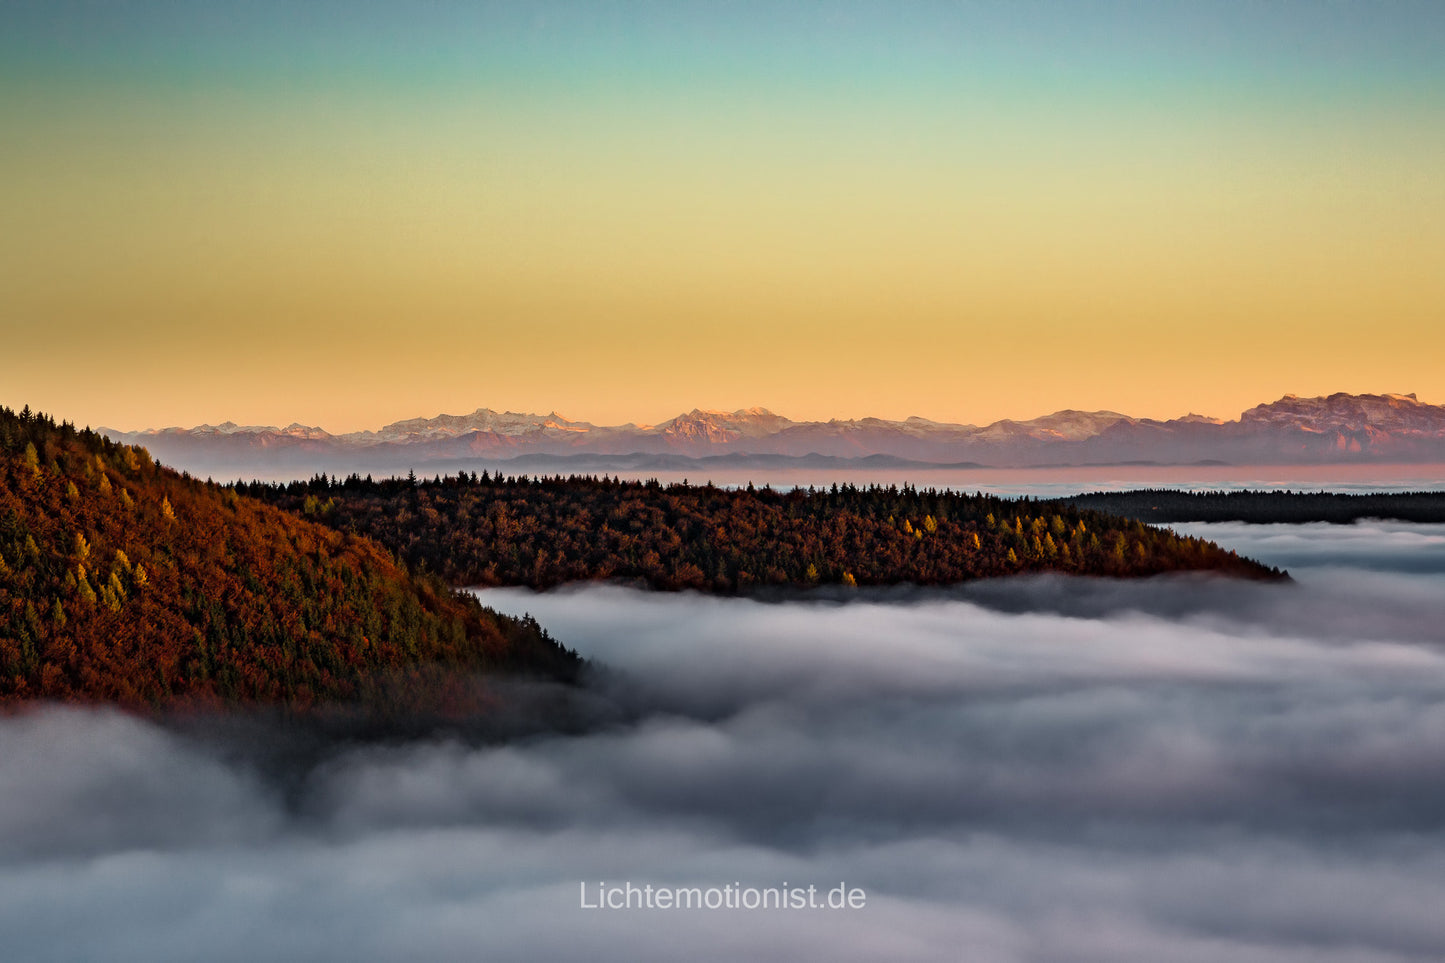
[4,1,1444,431]
[6,2,1440,84]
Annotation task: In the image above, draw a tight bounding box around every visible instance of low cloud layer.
[2,522,1444,961]
[1174,520,1445,575]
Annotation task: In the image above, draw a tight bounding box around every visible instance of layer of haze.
[3,1,1445,432]
[2,522,1444,960]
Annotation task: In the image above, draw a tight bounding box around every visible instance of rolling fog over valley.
[2,522,1443,961]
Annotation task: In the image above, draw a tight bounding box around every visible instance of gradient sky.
[3,1,1443,431]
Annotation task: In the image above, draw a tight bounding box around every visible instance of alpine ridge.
[99,393,1445,478]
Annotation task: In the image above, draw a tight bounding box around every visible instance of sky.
[3,1,1443,432]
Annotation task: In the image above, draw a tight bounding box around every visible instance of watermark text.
[580,881,866,911]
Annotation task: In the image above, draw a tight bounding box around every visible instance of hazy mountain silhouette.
[100,393,1445,477]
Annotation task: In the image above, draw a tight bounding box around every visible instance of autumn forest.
[243,471,1283,591]
[0,406,580,710]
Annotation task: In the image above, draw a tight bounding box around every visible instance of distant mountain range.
[100,392,1445,478]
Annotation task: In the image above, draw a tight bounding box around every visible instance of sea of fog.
[2,521,1444,961]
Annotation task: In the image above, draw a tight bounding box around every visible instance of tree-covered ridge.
[1054,489,1445,525]
[0,406,580,710]
[242,472,1284,592]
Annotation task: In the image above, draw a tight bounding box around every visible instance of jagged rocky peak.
[184,421,280,436]
[1242,392,1445,431]
[279,423,332,439]
[368,408,592,441]
[661,406,794,439]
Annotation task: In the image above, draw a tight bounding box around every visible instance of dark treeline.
[0,406,580,711]
[1053,489,1445,525]
[238,471,1284,591]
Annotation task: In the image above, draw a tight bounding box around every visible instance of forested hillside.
[0,406,580,710]
[244,472,1284,591]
